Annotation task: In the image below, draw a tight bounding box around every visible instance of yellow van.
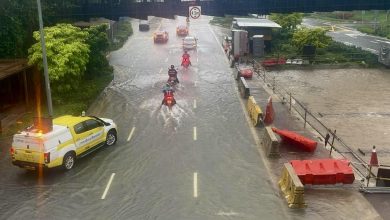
[11,115,117,171]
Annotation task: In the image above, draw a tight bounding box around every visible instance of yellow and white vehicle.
[11,115,117,171]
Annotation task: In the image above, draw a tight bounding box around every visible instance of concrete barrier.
[279,163,306,209]
[239,77,250,98]
[262,126,280,158]
[247,96,263,127]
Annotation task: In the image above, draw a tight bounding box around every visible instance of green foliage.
[28,24,90,93]
[292,28,332,52]
[85,24,111,78]
[110,18,133,50]
[0,15,26,58]
[269,13,304,31]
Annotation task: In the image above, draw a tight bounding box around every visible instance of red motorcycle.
[181,57,191,68]
[162,90,176,107]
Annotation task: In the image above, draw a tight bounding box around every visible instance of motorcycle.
[162,90,176,107]
[181,57,191,68]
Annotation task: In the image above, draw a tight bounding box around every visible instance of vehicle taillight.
[44,152,50,163]
[10,147,14,155]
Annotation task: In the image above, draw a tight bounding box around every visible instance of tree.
[269,13,304,31]
[85,24,110,78]
[292,28,332,52]
[28,24,90,93]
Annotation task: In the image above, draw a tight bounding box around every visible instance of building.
[232,17,281,53]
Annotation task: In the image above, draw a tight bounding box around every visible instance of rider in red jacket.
[181,51,191,66]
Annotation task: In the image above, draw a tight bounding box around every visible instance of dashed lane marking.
[193,172,198,198]
[193,99,197,109]
[159,67,163,74]
[193,127,197,141]
[127,127,136,142]
[101,173,115,200]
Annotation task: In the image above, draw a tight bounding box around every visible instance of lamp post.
[36,0,53,118]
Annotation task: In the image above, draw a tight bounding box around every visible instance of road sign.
[189,6,201,19]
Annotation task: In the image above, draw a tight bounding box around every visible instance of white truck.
[11,115,117,171]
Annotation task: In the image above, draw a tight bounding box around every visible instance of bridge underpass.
[67,0,390,20]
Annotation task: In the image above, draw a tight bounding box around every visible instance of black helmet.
[170,65,174,69]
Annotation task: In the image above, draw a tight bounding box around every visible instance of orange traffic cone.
[369,145,379,167]
[263,96,275,125]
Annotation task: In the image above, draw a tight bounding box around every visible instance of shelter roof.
[0,59,31,80]
[233,18,281,28]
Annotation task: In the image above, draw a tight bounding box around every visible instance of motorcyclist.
[161,83,175,105]
[181,51,191,66]
[168,65,179,83]
[162,83,174,94]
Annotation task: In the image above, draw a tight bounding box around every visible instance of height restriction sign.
[189,6,201,19]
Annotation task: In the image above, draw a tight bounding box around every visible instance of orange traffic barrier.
[272,127,317,152]
[263,96,275,125]
[290,159,355,185]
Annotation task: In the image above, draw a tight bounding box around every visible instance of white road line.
[194,81,197,87]
[193,99,197,109]
[101,173,115,200]
[193,172,198,198]
[127,127,136,142]
[370,41,379,44]
[159,67,163,74]
[165,57,169,62]
[193,127,197,141]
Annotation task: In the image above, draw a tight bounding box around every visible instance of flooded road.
[0,16,386,220]
[0,17,287,220]
[267,68,390,165]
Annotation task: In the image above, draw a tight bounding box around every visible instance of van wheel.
[63,153,75,171]
[106,130,117,146]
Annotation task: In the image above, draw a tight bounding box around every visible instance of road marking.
[165,57,169,62]
[193,127,197,140]
[159,67,163,74]
[208,25,230,65]
[370,41,379,44]
[101,173,115,200]
[193,172,198,198]
[193,99,197,109]
[127,127,136,142]
[194,81,197,87]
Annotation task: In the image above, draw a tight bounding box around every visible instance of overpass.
[71,0,390,20]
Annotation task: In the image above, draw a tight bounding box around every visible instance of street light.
[36,0,53,118]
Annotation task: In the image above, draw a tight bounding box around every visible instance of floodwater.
[267,68,390,165]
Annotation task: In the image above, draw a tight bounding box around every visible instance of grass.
[308,11,390,39]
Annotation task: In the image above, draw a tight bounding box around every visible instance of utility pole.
[36,0,53,118]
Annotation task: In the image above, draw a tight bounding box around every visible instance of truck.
[11,115,117,171]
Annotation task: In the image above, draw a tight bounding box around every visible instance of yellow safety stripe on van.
[47,157,63,168]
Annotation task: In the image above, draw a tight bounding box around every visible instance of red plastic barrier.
[239,68,253,79]
[272,127,317,152]
[262,58,286,67]
[290,159,355,185]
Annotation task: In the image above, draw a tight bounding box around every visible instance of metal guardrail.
[250,60,387,182]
